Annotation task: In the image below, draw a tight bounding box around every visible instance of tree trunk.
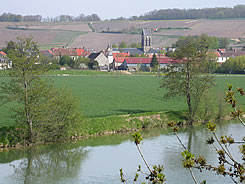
[186,92,193,125]
[24,80,33,143]
[186,63,193,125]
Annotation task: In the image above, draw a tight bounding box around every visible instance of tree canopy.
[128,5,245,20]
[162,35,215,124]
[0,37,81,144]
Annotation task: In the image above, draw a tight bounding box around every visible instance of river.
[0,121,243,184]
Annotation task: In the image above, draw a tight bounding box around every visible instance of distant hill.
[0,19,245,51]
[116,5,245,21]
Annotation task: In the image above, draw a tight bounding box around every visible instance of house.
[51,48,78,60]
[0,51,12,69]
[88,52,110,70]
[120,57,181,71]
[215,49,245,63]
[50,48,91,60]
[40,50,53,58]
[112,53,130,69]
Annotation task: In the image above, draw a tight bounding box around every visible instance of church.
[111,28,159,56]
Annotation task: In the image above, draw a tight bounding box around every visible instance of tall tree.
[161,36,215,124]
[0,37,80,144]
[150,53,158,70]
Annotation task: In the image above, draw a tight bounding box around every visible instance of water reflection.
[0,121,243,184]
[1,144,88,184]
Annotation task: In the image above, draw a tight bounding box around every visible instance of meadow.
[51,75,245,116]
[1,74,245,128]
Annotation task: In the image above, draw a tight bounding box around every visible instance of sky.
[1,0,245,20]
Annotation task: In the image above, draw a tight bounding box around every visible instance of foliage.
[0,37,81,144]
[162,35,215,124]
[173,34,229,49]
[112,44,118,48]
[167,85,245,183]
[130,42,141,48]
[2,41,15,54]
[0,13,41,22]
[216,55,245,74]
[0,12,101,23]
[121,132,166,184]
[202,52,218,73]
[88,60,99,70]
[73,57,90,69]
[119,42,128,48]
[59,55,75,68]
[150,54,158,70]
[129,5,245,20]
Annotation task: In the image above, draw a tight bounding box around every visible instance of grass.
[51,75,245,118]
[1,74,245,132]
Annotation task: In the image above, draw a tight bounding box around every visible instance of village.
[1,28,245,72]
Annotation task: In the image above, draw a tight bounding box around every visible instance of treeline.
[0,13,42,22]
[124,5,245,20]
[42,13,101,22]
[216,55,245,74]
[172,35,230,49]
[0,13,101,22]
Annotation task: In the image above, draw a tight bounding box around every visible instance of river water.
[0,121,243,184]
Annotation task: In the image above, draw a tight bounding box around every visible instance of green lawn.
[1,75,245,127]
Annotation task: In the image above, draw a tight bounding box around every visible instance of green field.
[1,75,245,128]
[52,75,245,117]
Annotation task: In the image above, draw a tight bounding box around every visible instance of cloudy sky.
[1,0,245,19]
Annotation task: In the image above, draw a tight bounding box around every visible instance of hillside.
[0,19,245,50]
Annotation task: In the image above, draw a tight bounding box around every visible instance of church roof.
[88,52,101,60]
[113,48,144,55]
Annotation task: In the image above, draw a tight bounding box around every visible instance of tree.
[74,57,90,69]
[161,36,215,124]
[130,42,141,48]
[120,132,166,184]
[219,37,229,49]
[119,42,128,48]
[167,85,245,184]
[112,44,118,48]
[150,53,158,70]
[216,55,245,74]
[59,55,74,67]
[0,37,80,144]
[88,60,99,70]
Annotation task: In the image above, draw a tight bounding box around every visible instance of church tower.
[141,28,152,52]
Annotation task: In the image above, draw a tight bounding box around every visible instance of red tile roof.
[51,48,78,57]
[0,51,6,56]
[76,48,85,56]
[114,57,126,63]
[47,49,53,55]
[113,53,130,58]
[125,57,152,64]
[113,53,130,63]
[124,57,181,64]
[81,50,91,57]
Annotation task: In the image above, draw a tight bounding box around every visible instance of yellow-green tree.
[0,37,81,144]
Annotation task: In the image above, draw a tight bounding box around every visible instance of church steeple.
[141,28,152,52]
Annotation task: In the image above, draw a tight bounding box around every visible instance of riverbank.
[0,121,241,184]
[0,111,187,149]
